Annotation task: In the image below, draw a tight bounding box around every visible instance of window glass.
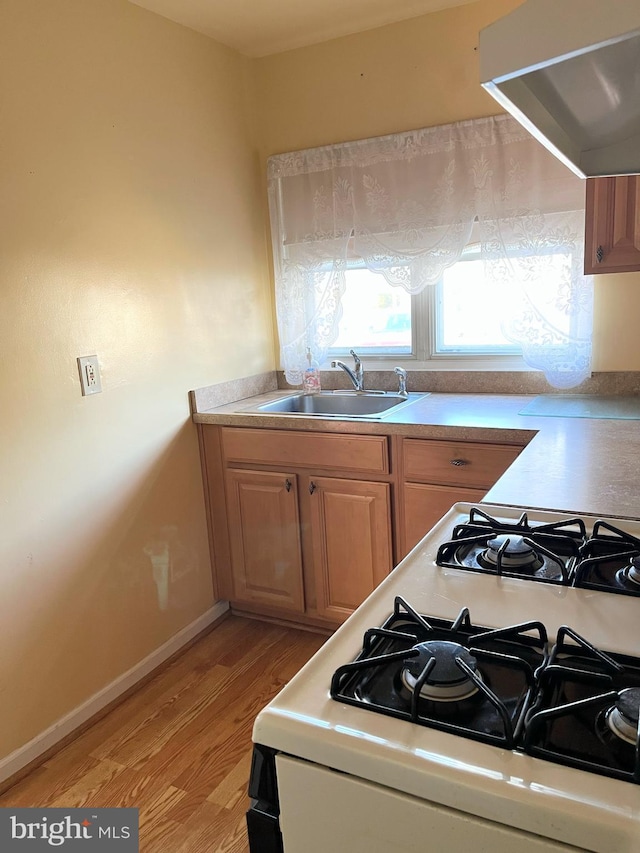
[435,257,520,354]
[326,249,577,361]
[329,267,412,355]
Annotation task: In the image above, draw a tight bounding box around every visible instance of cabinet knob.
[450,458,469,467]
[285,479,292,492]
[309,481,316,494]
[596,245,604,263]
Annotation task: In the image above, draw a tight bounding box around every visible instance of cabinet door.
[402,483,485,559]
[225,469,304,613]
[308,477,392,623]
[585,176,640,274]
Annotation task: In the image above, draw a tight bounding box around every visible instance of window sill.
[320,356,531,372]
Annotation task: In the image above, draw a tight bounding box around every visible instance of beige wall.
[0,0,273,760]
[253,0,640,371]
[592,273,640,370]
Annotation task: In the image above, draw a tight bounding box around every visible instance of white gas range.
[247,503,640,853]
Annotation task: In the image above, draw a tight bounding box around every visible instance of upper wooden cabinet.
[584,175,640,275]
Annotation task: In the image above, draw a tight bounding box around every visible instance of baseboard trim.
[0,601,229,785]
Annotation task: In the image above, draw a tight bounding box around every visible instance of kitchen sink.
[242,391,427,419]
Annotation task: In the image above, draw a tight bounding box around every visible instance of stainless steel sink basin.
[241,391,427,419]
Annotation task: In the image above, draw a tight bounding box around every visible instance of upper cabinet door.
[585,176,640,274]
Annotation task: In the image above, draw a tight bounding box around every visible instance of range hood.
[479,0,640,178]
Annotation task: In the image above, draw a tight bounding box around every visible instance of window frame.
[323,255,529,370]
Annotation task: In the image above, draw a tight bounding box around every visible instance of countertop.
[193,390,640,521]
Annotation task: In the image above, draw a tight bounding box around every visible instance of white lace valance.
[268,114,593,388]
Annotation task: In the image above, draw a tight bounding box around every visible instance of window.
[270,115,592,387]
[327,249,523,363]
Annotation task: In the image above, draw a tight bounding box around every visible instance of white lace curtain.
[267,114,593,388]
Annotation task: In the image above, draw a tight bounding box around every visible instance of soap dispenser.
[303,347,322,393]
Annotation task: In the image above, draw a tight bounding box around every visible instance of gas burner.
[605,688,640,746]
[331,596,547,749]
[615,556,640,590]
[435,507,584,584]
[574,520,640,597]
[525,627,640,784]
[400,641,480,702]
[478,534,543,573]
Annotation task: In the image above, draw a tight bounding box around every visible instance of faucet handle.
[394,366,408,398]
[349,349,364,390]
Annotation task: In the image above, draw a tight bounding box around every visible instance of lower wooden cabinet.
[308,477,392,622]
[200,425,526,629]
[225,469,305,613]
[224,467,392,624]
[402,482,484,556]
[398,438,524,560]
[211,428,395,627]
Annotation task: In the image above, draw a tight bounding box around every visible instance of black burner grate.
[435,508,585,584]
[330,596,547,748]
[330,598,640,783]
[524,626,640,783]
[574,520,640,597]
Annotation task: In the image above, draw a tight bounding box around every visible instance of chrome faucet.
[394,366,408,398]
[331,349,364,391]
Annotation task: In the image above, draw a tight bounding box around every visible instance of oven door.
[276,755,582,853]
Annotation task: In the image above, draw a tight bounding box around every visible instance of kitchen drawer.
[221,427,389,475]
[402,439,521,488]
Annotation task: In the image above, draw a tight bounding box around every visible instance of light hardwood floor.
[0,615,328,852]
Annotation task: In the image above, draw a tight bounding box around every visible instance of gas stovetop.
[253,503,640,852]
[330,595,640,784]
[435,506,640,595]
[330,505,640,783]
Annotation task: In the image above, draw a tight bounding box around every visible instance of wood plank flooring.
[0,616,328,852]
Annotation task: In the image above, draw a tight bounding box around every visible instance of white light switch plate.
[77,355,102,396]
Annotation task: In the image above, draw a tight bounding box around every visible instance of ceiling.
[128,0,477,58]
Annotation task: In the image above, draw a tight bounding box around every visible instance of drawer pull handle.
[450,458,469,467]
[309,481,316,495]
[285,479,292,492]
